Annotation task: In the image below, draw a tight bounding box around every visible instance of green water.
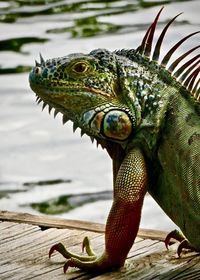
[0,0,199,229]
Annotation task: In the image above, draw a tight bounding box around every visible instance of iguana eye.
[73,62,89,73]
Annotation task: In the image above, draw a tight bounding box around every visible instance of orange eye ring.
[73,62,89,73]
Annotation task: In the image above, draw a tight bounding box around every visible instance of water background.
[0,0,199,230]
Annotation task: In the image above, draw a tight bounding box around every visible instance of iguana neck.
[115,51,180,131]
[114,52,181,155]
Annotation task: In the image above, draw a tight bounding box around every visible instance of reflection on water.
[0,0,199,230]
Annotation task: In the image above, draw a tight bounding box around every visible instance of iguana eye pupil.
[73,62,88,73]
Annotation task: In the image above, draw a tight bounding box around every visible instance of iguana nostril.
[34,67,41,75]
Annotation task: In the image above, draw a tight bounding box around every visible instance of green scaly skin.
[29,12,200,273]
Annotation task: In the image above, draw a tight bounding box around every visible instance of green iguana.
[29,8,200,273]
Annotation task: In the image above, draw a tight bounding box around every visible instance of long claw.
[82,237,96,256]
[165,233,171,250]
[165,230,197,257]
[49,243,76,259]
[82,237,87,253]
[177,240,196,257]
[165,229,184,249]
[63,256,110,273]
[49,243,71,259]
[63,259,76,273]
[49,243,59,258]
[49,241,97,262]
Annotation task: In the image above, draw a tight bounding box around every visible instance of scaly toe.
[62,254,117,273]
[63,258,76,273]
[82,236,96,256]
[49,242,74,259]
[49,243,60,258]
[177,240,196,257]
[49,241,97,262]
[165,229,185,249]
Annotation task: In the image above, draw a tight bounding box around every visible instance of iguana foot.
[49,237,119,272]
[49,237,96,259]
[165,229,196,257]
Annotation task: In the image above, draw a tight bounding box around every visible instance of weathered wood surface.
[0,210,167,241]
[0,211,200,280]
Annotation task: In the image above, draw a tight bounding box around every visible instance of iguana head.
[29,49,137,143]
[29,8,199,147]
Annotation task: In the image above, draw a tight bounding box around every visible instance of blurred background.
[0,0,199,230]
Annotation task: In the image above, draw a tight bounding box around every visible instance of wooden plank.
[1,222,39,242]
[0,223,101,280]
[0,219,199,280]
[0,210,105,232]
[0,210,167,241]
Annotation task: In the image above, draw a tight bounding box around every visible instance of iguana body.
[29,8,200,273]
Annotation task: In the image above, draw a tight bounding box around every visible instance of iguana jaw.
[29,60,135,143]
[31,82,134,143]
[29,64,110,114]
[29,81,106,139]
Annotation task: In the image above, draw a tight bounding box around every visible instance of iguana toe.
[177,240,196,257]
[50,246,122,273]
[49,240,97,262]
[49,239,125,272]
[82,236,96,256]
[165,229,185,249]
[62,253,122,273]
[165,229,197,257]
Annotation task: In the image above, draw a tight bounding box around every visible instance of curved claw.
[49,243,60,258]
[82,237,96,256]
[165,233,172,250]
[82,237,88,253]
[165,230,197,257]
[49,242,82,260]
[49,241,97,263]
[165,229,185,249]
[49,241,121,273]
[63,259,76,273]
[177,240,196,258]
[49,243,72,259]
[62,254,118,273]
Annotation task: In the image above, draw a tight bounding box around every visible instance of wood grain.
[0,210,167,241]
[0,211,199,279]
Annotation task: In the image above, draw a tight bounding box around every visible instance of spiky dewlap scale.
[136,7,200,102]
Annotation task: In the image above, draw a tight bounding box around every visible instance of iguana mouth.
[30,78,112,99]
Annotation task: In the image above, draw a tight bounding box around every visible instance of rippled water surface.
[0,0,199,230]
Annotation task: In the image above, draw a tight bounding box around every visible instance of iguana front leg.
[49,147,148,272]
